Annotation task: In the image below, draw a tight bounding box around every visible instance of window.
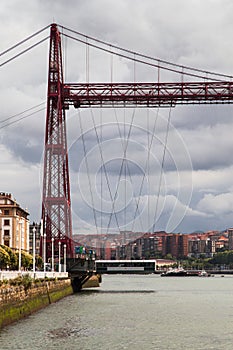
[4,240,9,247]
[4,219,10,226]
[4,230,10,236]
[4,210,9,215]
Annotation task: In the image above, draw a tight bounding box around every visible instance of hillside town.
[1,191,233,265]
[74,229,232,261]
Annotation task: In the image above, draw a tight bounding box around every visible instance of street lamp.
[51,237,54,272]
[58,241,61,273]
[18,219,23,272]
[64,244,67,273]
[43,233,46,273]
[40,219,43,236]
[32,226,36,275]
[40,218,43,269]
[0,210,2,249]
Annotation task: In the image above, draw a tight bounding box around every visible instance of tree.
[0,246,10,269]
[165,253,174,260]
[0,245,17,269]
[16,251,33,270]
[208,250,233,268]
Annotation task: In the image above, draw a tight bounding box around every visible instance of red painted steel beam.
[62,81,233,108]
[41,23,73,259]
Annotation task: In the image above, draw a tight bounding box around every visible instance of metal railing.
[0,270,69,281]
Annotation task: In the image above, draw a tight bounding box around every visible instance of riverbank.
[0,276,73,329]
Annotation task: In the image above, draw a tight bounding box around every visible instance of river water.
[1,274,233,349]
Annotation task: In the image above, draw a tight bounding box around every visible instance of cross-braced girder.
[62,81,233,108]
[41,23,72,258]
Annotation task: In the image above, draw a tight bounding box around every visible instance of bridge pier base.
[71,277,82,292]
[67,257,97,292]
[71,275,90,292]
[71,273,102,292]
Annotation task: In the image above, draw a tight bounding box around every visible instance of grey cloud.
[1,0,233,233]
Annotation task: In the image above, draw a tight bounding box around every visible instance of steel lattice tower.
[41,23,73,259]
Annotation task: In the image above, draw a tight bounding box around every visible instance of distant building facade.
[0,192,29,253]
[162,233,189,259]
[188,238,216,258]
[29,222,41,256]
[73,229,233,261]
[228,228,233,250]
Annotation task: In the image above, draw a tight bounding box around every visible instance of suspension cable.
[0,105,46,130]
[89,109,122,232]
[0,25,50,57]
[78,109,99,233]
[86,37,89,83]
[0,102,45,124]
[112,110,144,232]
[61,32,225,82]
[106,109,136,233]
[100,109,103,234]
[131,108,160,233]
[2,23,231,80]
[0,36,49,68]
[124,108,126,231]
[147,109,150,232]
[59,24,233,81]
[153,107,172,231]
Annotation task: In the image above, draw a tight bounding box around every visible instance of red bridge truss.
[63,81,233,108]
[41,23,233,259]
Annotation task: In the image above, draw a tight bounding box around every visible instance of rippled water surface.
[1,274,233,349]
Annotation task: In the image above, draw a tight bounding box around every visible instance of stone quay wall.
[0,278,73,329]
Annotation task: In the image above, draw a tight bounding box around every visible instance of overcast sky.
[1,0,233,235]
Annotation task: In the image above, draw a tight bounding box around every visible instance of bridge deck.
[63,81,233,108]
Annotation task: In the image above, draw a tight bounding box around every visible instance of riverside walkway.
[0,270,68,281]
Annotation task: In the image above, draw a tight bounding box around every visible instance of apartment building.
[162,233,189,258]
[188,237,216,258]
[0,192,29,253]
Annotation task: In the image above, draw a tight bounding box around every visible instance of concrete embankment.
[0,277,73,329]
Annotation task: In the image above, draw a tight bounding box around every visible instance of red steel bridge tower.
[41,24,72,258]
[41,23,233,259]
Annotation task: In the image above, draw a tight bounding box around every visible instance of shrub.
[22,274,33,292]
[9,276,23,286]
[8,274,33,292]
